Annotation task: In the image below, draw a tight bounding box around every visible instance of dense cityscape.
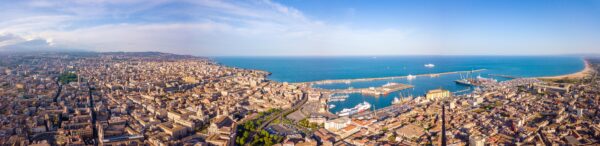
[0,52,598,146]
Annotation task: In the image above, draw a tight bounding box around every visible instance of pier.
[326,83,413,95]
[299,69,486,85]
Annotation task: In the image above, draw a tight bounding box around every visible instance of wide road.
[244,96,308,145]
[87,82,99,146]
[53,80,62,102]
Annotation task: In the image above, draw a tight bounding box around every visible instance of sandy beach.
[538,59,593,80]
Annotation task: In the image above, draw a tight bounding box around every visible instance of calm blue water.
[215,56,584,113]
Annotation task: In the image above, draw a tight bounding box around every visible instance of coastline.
[538,59,593,80]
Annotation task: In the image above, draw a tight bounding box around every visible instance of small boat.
[424,64,435,68]
[329,104,336,109]
[392,97,401,104]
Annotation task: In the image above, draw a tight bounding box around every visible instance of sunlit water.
[215,56,583,113]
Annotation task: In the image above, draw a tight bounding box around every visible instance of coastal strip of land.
[298,69,486,85]
[327,83,413,95]
[538,59,594,80]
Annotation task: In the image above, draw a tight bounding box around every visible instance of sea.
[214,56,584,113]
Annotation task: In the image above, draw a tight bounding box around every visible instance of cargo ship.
[337,101,371,116]
[455,71,476,86]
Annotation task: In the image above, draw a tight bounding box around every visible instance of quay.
[351,103,412,120]
[325,83,413,95]
[300,69,486,85]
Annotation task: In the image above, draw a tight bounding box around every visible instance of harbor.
[320,71,480,114]
[325,82,414,96]
[351,102,413,120]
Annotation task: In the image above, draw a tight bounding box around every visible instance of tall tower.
[77,73,81,90]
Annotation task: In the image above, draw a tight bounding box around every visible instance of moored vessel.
[337,101,371,116]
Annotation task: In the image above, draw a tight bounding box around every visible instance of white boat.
[337,101,371,116]
[329,104,336,109]
[392,97,401,104]
[407,74,417,80]
[424,64,435,68]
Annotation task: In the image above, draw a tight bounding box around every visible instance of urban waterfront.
[4,0,600,145]
[217,56,585,113]
[2,52,599,145]
[215,56,584,82]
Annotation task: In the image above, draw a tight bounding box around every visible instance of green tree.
[388,134,396,142]
[299,118,309,127]
[243,131,249,138]
[58,72,77,84]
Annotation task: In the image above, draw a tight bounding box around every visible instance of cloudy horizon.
[1,0,599,56]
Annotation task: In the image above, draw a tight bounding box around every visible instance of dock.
[299,69,486,85]
[325,83,413,95]
[351,103,412,119]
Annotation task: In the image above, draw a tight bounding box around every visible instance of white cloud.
[0,0,420,55]
[0,33,56,51]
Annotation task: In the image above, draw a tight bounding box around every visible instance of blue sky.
[0,0,598,56]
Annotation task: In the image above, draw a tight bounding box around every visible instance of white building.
[469,135,485,146]
[324,117,351,131]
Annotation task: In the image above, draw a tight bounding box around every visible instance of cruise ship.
[337,101,371,116]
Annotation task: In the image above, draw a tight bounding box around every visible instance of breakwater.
[325,83,413,95]
[300,69,486,85]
